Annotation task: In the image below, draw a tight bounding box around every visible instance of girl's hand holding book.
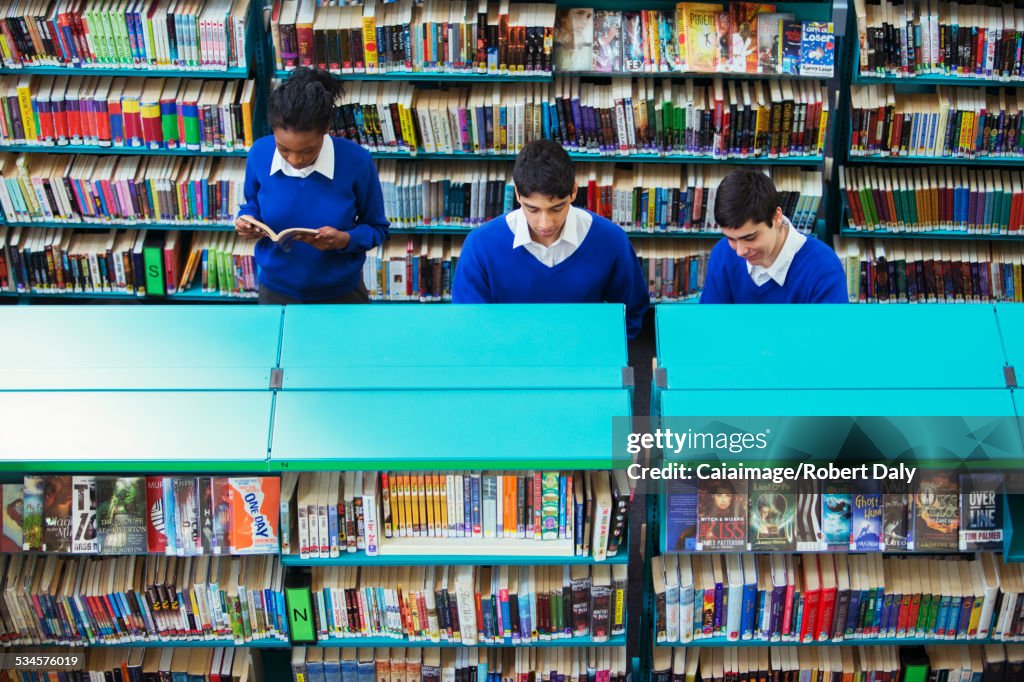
[292,226,351,251]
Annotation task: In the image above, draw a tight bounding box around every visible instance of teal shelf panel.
[0,391,273,468]
[3,220,234,232]
[391,226,726,239]
[655,305,1005,390]
[850,42,1017,86]
[0,306,281,390]
[0,67,250,79]
[0,144,248,157]
[847,154,1024,166]
[281,552,628,567]
[841,228,1024,241]
[561,71,827,81]
[655,636,1005,647]
[61,639,289,648]
[315,635,626,648]
[1004,493,1024,562]
[0,288,254,303]
[278,305,627,390]
[270,389,630,470]
[996,305,1024,373]
[369,151,824,165]
[276,70,551,82]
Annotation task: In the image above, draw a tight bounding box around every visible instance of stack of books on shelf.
[636,239,715,302]
[0,0,252,71]
[651,552,1012,644]
[0,647,264,682]
[849,86,1024,159]
[362,235,462,303]
[852,0,1024,80]
[290,647,629,681]
[0,554,288,646]
[555,4,834,77]
[839,166,1024,236]
[652,644,1024,682]
[330,78,829,159]
[0,153,245,226]
[270,0,557,76]
[0,76,257,151]
[307,563,626,644]
[833,236,1024,303]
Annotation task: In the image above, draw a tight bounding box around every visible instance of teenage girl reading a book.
[235,67,389,304]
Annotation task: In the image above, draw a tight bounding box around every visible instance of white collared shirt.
[507,205,592,267]
[747,216,806,286]
[269,135,335,179]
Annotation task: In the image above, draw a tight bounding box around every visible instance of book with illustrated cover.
[554,7,594,71]
[798,22,835,77]
[795,479,823,551]
[23,477,44,551]
[96,477,147,555]
[714,12,733,71]
[622,11,645,72]
[658,11,682,71]
[42,475,72,553]
[592,11,622,72]
[684,4,723,72]
[145,476,169,554]
[881,479,911,551]
[173,477,200,556]
[199,476,215,554]
[780,20,803,75]
[228,477,281,554]
[1,484,22,552]
[850,480,882,551]
[748,480,795,550]
[821,482,852,551]
[912,470,959,551]
[959,472,1003,551]
[663,478,698,552]
[696,479,747,551]
[213,476,231,554]
[731,3,771,73]
[71,476,98,554]
[756,13,793,73]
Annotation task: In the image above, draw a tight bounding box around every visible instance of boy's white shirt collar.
[270,135,334,179]
[507,206,592,267]
[747,216,806,286]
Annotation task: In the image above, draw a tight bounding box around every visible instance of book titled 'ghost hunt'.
[959,473,1003,551]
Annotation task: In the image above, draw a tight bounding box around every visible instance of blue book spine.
[482,596,495,641]
[471,475,482,537]
[936,594,950,637]
[557,475,566,539]
[713,582,723,636]
[740,582,756,640]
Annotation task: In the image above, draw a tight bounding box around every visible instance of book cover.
[850,480,882,551]
[714,12,733,71]
[659,10,682,71]
[779,20,803,75]
[42,475,72,553]
[959,473,1003,551]
[22,476,43,551]
[731,3,769,72]
[663,478,698,552]
[798,21,835,77]
[213,476,231,554]
[696,479,747,551]
[913,471,959,551]
[756,13,793,73]
[592,11,622,72]
[795,479,823,551]
[96,477,147,555]
[172,476,200,555]
[228,477,281,554]
[881,479,910,551]
[821,483,852,551]
[748,480,795,550]
[1,484,22,552]
[199,476,215,554]
[622,11,645,72]
[684,4,722,72]
[71,476,98,554]
[145,476,168,553]
[554,7,594,71]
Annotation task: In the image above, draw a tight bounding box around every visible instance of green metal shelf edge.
[654,636,1007,647]
[4,221,234,232]
[369,151,824,165]
[0,144,249,157]
[281,553,628,567]
[315,635,626,648]
[275,70,551,82]
[0,67,251,79]
[0,460,631,474]
[0,460,270,474]
[841,228,1024,241]
[568,70,829,81]
[0,289,253,302]
[389,226,728,238]
[268,458,630,472]
[846,154,1024,166]
[35,639,289,648]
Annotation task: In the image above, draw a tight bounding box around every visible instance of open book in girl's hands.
[239,214,320,243]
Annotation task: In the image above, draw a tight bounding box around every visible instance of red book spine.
[141,114,162,148]
[123,106,143,147]
[145,477,167,553]
[817,586,837,642]
[109,100,123,146]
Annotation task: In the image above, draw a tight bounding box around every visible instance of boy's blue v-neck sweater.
[452,210,650,338]
[238,135,389,301]
[699,234,849,303]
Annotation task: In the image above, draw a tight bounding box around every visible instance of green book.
[142,233,165,297]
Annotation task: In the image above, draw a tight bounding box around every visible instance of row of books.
[0,553,288,646]
[555,6,834,78]
[840,166,1024,235]
[0,154,246,226]
[834,237,1024,304]
[651,552,1015,644]
[640,240,713,302]
[331,78,830,159]
[307,563,626,645]
[362,235,460,303]
[273,0,558,76]
[0,0,252,71]
[0,75,257,151]
[290,647,629,682]
[652,645,1024,682]
[849,86,1024,159]
[852,0,1024,80]
[663,472,1001,554]
[0,647,262,682]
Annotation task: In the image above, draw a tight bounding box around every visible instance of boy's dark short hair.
[512,140,575,199]
[714,169,780,229]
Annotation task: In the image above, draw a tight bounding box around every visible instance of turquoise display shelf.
[847,154,1024,166]
[841,228,1024,241]
[0,306,282,390]
[276,70,552,82]
[281,552,629,567]
[566,70,827,81]
[850,42,1019,86]
[391,226,728,238]
[0,144,248,157]
[70,639,290,648]
[655,636,1007,647]
[270,389,631,471]
[314,635,626,648]
[654,305,1006,390]
[2,220,235,232]
[277,305,627,390]
[369,150,825,165]
[995,304,1024,377]
[0,67,250,79]
[0,286,255,303]
[1005,492,1024,562]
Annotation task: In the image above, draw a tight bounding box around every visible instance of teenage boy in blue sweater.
[452,140,649,338]
[235,67,389,303]
[700,170,848,304]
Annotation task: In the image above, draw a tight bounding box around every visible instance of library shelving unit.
[646,305,1024,674]
[0,303,637,674]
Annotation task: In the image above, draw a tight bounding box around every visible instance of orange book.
[227,477,281,554]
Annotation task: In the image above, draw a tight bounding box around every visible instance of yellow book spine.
[438,475,448,537]
[816,108,829,155]
[17,85,37,141]
[398,106,417,150]
[362,16,378,72]
[241,99,254,148]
